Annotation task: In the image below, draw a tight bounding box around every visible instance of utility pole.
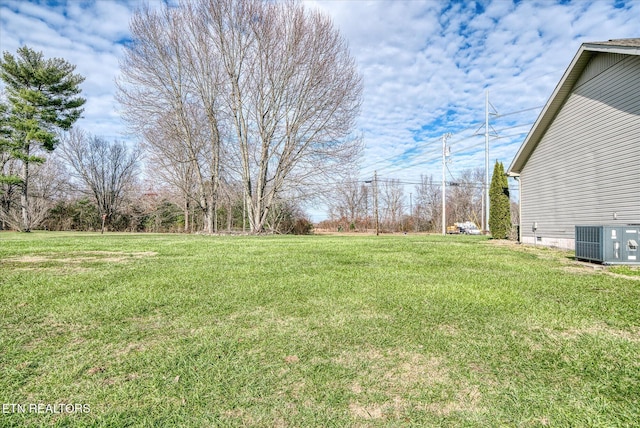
[442,133,451,235]
[409,192,413,232]
[364,174,379,235]
[484,91,489,233]
[477,90,499,232]
[374,171,379,236]
[365,186,369,230]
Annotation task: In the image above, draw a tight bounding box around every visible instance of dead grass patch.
[284,355,300,364]
[336,348,448,389]
[115,343,146,357]
[603,271,640,281]
[349,402,385,419]
[424,385,482,416]
[550,323,640,343]
[125,373,140,381]
[126,314,167,330]
[437,324,459,336]
[87,366,105,375]
[340,347,483,421]
[387,352,447,386]
[4,251,157,267]
[561,265,602,275]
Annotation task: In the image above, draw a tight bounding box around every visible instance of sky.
[1,0,639,220]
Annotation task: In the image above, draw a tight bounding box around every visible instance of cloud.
[0,0,154,142]
[310,0,639,187]
[2,0,639,220]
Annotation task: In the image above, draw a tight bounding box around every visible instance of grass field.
[1,232,639,427]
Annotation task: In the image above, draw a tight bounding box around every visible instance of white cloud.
[2,0,639,220]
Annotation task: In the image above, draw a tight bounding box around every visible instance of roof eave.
[583,39,640,55]
[508,39,640,175]
[507,44,594,175]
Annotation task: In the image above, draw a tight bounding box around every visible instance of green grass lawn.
[1,232,639,427]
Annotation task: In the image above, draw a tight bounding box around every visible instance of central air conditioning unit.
[575,225,640,265]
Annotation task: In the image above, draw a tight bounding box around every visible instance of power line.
[314,175,521,196]
[359,120,483,177]
[359,102,543,180]
[359,135,442,176]
[495,106,543,118]
[492,130,532,140]
[378,121,536,174]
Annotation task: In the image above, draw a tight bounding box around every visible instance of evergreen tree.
[0,46,85,231]
[489,161,511,239]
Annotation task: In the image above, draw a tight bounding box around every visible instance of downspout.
[516,176,522,243]
[509,173,522,243]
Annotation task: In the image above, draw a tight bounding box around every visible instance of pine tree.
[489,161,511,239]
[0,46,85,231]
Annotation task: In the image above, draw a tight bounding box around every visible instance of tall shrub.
[489,161,511,239]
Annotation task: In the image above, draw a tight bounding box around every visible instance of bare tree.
[142,121,203,234]
[0,153,66,230]
[380,178,404,231]
[447,168,483,227]
[414,174,441,232]
[236,0,362,232]
[412,170,483,232]
[328,176,368,229]
[118,0,362,234]
[60,129,139,230]
[27,157,69,228]
[0,153,18,230]
[118,4,222,233]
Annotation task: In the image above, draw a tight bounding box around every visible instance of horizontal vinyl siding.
[575,52,627,88]
[521,53,640,245]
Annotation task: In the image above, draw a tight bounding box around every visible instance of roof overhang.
[507,39,640,176]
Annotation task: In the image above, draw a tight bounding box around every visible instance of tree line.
[0,122,314,234]
[320,163,515,237]
[321,169,485,233]
[1,0,361,234]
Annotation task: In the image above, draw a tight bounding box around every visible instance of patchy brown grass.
[283,355,300,364]
[486,240,640,281]
[423,385,482,416]
[550,323,640,343]
[3,251,157,274]
[6,251,157,265]
[336,347,484,422]
[114,343,146,358]
[348,402,385,420]
[604,270,640,281]
[87,366,105,375]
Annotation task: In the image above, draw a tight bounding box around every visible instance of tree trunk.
[213,200,218,233]
[204,201,214,234]
[184,199,189,233]
[20,143,31,232]
[227,198,232,233]
[209,183,217,234]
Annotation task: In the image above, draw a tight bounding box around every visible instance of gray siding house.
[508,39,640,249]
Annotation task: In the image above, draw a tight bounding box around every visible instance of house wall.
[520,52,640,250]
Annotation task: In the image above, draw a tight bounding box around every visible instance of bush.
[489,161,511,239]
[292,218,314,235]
